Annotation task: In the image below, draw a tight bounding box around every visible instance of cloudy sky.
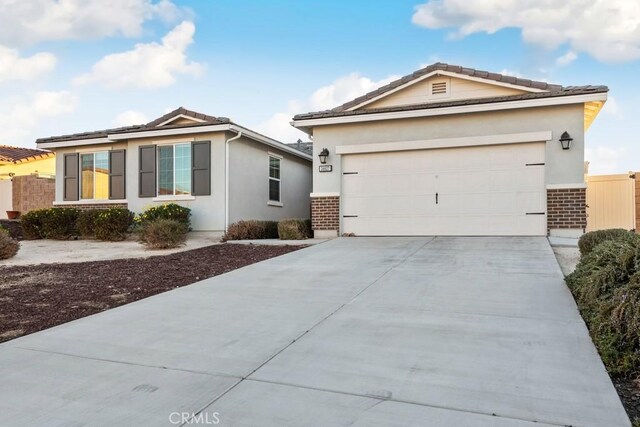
[0,0,638,174]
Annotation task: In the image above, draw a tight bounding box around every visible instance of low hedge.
[0,228,19,260]
[138,219,188,249]
[277,218,312,240]
[566,230,640,378]
[578,228,635,256]
[40,208,79,240]
[222,220,279,241]
[20,209,48,240]
[76,209,102,238]
[137,203,191,227]
[94,208,135,241]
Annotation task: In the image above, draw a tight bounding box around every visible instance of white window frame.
[80,151,109,201]
[156,142,192,197]
[268,154,282,206]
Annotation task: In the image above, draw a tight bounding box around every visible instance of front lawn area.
[0,243,304,343]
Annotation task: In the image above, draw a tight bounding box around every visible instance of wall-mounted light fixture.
[318,148,329,164]
[559,131,573,150]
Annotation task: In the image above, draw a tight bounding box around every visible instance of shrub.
[222,220,279,241]
[40,208,79,240]
[137,203,191,227]
[138,219,188,249]
[0,228,19,260]
[94,208,135,241]
[277,218,312,240]
[578,228,635,257]
[20,209,48,240]
[76,209,102,238]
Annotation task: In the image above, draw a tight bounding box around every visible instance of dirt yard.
[0,243,304,343]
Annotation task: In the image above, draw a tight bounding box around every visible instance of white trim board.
[310,192,340,198]
[335,131,552,155]
[345,70,547,111]
[38,137,112,149]
[293,92,608,129]
[155,114,207,127]
[546,183,587,189]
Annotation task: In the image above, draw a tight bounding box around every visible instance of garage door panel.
[341,142,546,236]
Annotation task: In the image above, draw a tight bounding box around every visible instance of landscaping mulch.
[614,378,640,426]
[0,243,304,343]
[0,220,22,241]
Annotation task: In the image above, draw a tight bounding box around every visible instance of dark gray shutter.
[139,145,156,198]
[109,150,126,200]
[192,141,211,196]
[63,153,79,201]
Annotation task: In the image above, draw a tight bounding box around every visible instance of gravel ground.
[0,243,305,343]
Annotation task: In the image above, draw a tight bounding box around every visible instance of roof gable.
[146,107,228,127]
[333,63,562,113]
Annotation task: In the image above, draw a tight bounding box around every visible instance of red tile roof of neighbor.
[293,62,608,120]
[36,107,231,144]
[0,145,53,163]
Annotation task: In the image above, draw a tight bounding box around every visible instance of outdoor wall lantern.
[559,131,573,150]
[319,148,330,164]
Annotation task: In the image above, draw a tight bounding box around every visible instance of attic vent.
[431,81,447,95]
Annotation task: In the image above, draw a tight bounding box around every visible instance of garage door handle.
[435,192,438,204]
[526,212,546,215]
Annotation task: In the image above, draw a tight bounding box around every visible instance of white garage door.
[342,142,546,236]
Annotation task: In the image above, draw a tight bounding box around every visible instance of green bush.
[20,209,48,240]
[578,228,635,256]
[40,208,79,240]
[566,237,640,378]
[136,203,191,227]
[222,220,279,241]
[76,209,102,238]
[138,219,188,249]
[277,218,312,240]
[94,208,134,241]
[0,228,19,259]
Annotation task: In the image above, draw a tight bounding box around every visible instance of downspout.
[225,130,242,231]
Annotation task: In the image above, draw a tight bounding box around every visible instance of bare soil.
[0,243,304,343]
[614,377,640,426]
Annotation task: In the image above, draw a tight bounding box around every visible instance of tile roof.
[286,140,313,155]
[0,145,53,163]
[293,63,608,121]
[36,107,231,144]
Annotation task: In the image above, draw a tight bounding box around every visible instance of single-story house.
[36,108,312,231]
[0,146,55,219]
[292,63,608,238]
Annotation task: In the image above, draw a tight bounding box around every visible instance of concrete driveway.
[0,237,630,426]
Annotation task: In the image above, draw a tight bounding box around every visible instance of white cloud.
[0,91,78,145]
[255,72,399,143]
[0,0,184,46]
[556,51,578,66]
[412,0,640,62]
[0,45,56,82]
[585,145,627,174]
[112,110,149,127]
[498,69,523,78]
[602,96,621,117]
[74,21,203,89]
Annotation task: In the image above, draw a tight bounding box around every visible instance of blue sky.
[0,0,638,174]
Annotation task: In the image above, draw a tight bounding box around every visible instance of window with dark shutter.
[63,153,79,201]
[191,141,211,196]
[109,150,126,199]
[139,145,156,198]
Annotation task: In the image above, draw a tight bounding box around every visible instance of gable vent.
[431,81,447,95]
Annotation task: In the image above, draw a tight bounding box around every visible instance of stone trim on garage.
[547,187,586,233]
[311,196,339,235]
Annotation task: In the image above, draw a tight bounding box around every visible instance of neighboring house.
[0,146,55,219]
[36,108,312,231]
[287,139,313,156]
[292,62,608,238]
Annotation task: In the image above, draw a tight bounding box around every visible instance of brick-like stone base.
[547,187,586,233]
[311,196,339,231]
[54,203,128,210]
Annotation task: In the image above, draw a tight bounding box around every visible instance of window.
[269,155,281,203]
[158,143,192,195]
[80,151,109,200]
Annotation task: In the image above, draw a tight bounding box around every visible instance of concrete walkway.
[0,237,629,426]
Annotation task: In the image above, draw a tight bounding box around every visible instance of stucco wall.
[311,104,585,195]
[0,180,11,219]
[228,135,311,223]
